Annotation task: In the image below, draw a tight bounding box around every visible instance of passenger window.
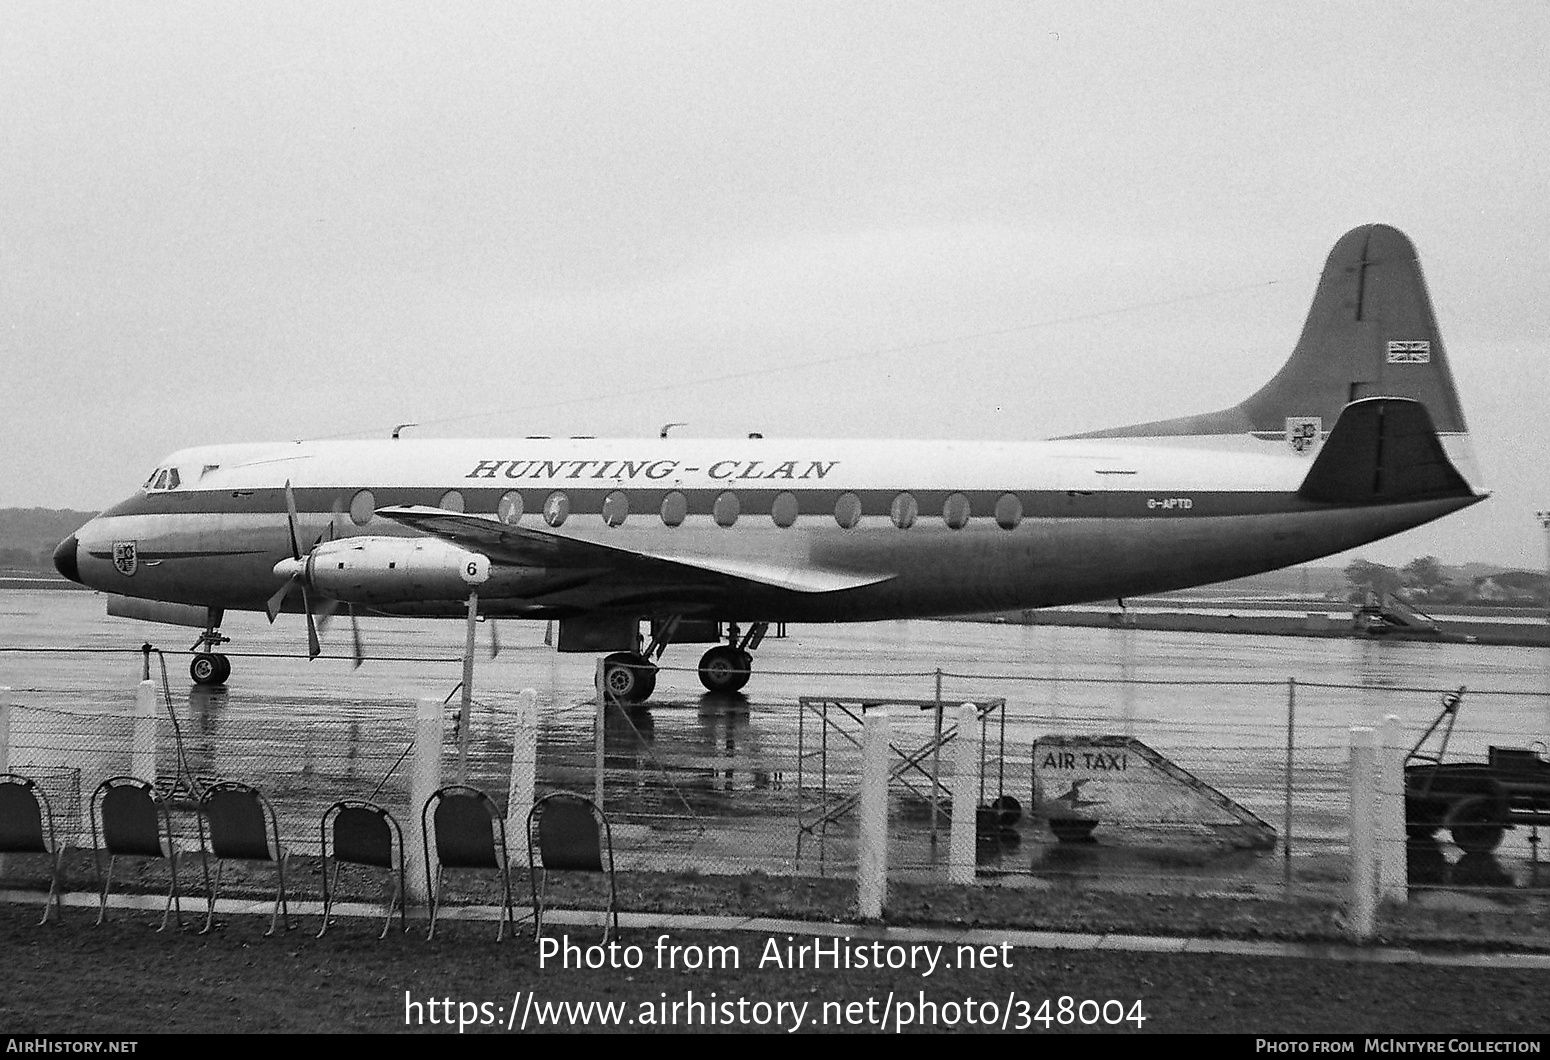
[771,492,799,528]
[438,490,465,513]
[943,493,971,530]
[350,489,375,526]
[834,493,862,529]
[890,493,918,529]
[544,491,570,527]
[497,491,524,524]
[713,491,740,528]
[994,493,1022,530]
[661,491,687,527]
[602,490,629,527]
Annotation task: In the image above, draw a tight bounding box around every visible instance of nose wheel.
[190,652,231,686]
[189,610,231,686]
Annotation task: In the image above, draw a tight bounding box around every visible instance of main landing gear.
[597,620,770,704]
[601,651,657,703]
[189,611,231,687]
[697,622,766,695]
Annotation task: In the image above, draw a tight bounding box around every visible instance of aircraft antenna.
[392,423,417,439]
[659,422,687,438]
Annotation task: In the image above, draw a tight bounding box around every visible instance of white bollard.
[505,689,539,862]
[132,679,158,781]
[1348,726,1378,941]
[948,703,979,885]
[1378,714,1408,904]
[406,696,444,903]
[857,709,890,920]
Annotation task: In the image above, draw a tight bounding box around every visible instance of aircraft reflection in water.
[55,225,1485,704]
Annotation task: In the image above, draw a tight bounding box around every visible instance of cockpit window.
[144,466,183,492]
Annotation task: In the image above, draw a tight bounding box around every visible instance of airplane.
[52,223,1485,704]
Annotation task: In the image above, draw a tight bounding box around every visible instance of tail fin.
[1070,224,1469,439]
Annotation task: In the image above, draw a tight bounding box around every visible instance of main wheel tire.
[190,653,224,686]
[698,645,751,693]
[213,653,232,684]
[602,652,657,704]
[1446,795,1507,854]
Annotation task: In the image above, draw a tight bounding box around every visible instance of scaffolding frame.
[796,694,1007,857]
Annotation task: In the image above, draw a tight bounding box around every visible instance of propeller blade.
[349,604,364,669]
[300,583,321,659]
[329,497,347,542]
[265,575,298,623]
[314,598,340,633]
[283,480,304,560]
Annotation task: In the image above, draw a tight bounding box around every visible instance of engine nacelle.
[292,536,490,604]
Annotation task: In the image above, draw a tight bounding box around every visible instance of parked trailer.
[1404,688,1550,853]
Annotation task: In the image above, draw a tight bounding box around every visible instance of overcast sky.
[4,2,1546,568]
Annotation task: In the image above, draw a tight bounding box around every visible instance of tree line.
[1345,557,1549,608]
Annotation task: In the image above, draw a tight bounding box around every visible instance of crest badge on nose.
[112,541,138,576]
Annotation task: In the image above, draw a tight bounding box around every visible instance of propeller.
[315,601,367,670]
[265,481,347,661]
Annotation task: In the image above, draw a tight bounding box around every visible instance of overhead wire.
[303,277,1283,442]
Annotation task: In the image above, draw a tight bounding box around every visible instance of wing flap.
[376,506,895,594]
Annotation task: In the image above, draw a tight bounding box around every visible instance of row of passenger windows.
[346,488,1028,530]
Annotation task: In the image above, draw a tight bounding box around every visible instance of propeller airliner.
[54,224,1485,703]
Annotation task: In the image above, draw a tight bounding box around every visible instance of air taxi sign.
[1032,734,1277,846]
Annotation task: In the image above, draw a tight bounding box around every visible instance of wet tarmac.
[2,589,1549,893]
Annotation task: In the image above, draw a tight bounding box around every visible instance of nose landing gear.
[189,610,231,686]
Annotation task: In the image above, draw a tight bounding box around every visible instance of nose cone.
[53,534,81,584]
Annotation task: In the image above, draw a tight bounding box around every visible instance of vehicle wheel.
[190,653,224,686]
[990,794,1023,828]
[1446,796,1507,853]
[602,652,657,704]
[1405,797,1442,840]
[213,653,232,684]
[698,646,750,693]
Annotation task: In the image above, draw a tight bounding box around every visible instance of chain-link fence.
[4,642,1548,905]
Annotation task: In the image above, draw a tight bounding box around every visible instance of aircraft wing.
[375,506,896,594]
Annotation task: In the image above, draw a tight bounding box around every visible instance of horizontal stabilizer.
[1297,398,1472,505]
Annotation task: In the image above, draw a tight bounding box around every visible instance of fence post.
[593,659,606,811]
[1378,713,1407,904]
[1283,677,1295,890]
[407,696,444,904]
[858,708,890,919]
[1348,726,1378,941]
[0,686,10,773]
[948,702,978,885]
[505,689,539,862]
